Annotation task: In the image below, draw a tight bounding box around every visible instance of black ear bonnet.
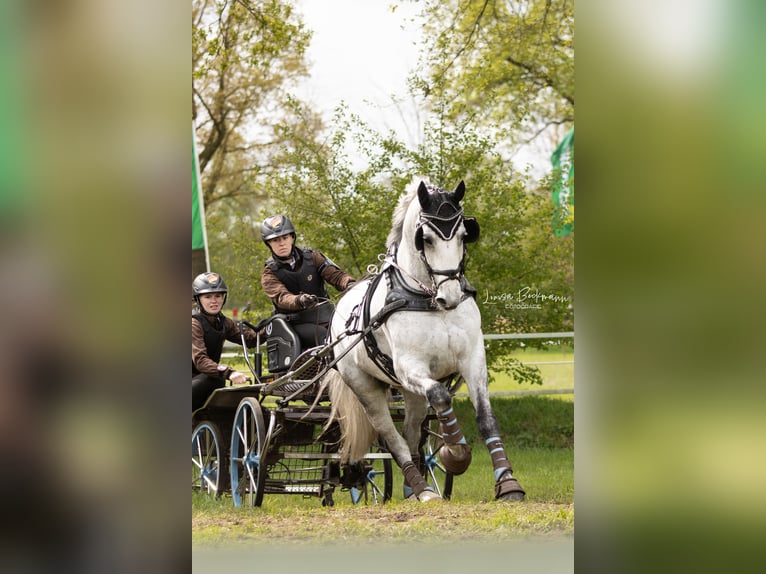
[414,181,480,251]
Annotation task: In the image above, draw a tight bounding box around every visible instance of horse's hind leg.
[352,378,440,502]
[400,390,429,499]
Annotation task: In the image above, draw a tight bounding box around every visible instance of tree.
[411,0,574,345]
[232,105,572,380]
[414,0,574,156]
[192,0,321,213]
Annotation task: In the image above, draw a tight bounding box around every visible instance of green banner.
[192,132,205,250]
[550,127,574,236]
[0,0,24,214]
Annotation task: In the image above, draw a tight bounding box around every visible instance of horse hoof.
[438,444,472,475]
[499,491,526,502]
[495,476,526,501]
[417,490,442,503]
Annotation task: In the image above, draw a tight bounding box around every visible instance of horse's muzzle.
[434,278,463,310]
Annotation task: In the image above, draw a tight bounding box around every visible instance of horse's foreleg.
[426,385,473,475]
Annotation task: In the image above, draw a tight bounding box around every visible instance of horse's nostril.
[435,297,457,310]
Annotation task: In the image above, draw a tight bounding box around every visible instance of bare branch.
[506,56,574,106]
[522,118,573,145]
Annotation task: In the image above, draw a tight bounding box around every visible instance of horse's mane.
[386,177,435,249]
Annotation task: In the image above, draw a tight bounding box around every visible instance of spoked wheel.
[422,417,454,500]
[192,421,225,496]
[366,451,393,504]
[230,397,268,507]
[348,449,393,505]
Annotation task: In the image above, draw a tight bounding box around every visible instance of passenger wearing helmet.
[192,271,261,411]
[260,214,356,349]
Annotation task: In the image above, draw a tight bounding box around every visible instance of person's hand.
[230,371,249,385]
[345,280,357,291]
[299,293,318,308]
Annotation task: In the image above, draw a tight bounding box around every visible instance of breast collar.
[384,265,437,311]
[383,255,477,311]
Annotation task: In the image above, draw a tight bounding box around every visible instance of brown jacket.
[261,248,355,312]
[191,314,260,379]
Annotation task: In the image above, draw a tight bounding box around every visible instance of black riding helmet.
[261,214,296,244]
[192,271,228,310]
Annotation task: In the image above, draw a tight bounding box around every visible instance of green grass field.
[195,343,573,547]
[193,393,573,546]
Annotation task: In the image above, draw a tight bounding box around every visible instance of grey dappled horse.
[321,179,525,502]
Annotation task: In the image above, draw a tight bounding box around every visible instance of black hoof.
[495,476,526,501]
[499,490,526,502]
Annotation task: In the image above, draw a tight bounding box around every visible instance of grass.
[197,344,573,547]
[487,344,574,397]
[193,499,574,547]
[193,395,573,547]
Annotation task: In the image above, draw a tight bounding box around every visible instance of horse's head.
[410,180,480,310]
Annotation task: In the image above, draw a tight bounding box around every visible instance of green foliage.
[417,0,574,140]
[193,0,320,213]
[415,0,575,232]
[453,395,574,449]
[501,356,544,386]
[208,103,573,376]
[267,111,407,276]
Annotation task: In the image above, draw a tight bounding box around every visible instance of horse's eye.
[423,236,433,246]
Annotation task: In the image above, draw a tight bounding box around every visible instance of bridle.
[415,207,468,292]
[410,188,480,296]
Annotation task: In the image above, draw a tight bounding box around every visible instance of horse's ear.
[464,217,480,243]
[452,180,466,203]
[417,181,430,208]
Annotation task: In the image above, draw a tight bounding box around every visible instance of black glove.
[299,293,318,308]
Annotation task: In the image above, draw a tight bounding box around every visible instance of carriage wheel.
[350,448,393,505]
[230,398,267,507]
[192,421,224,496]
[423,417,454,500]
[369,452,393,504]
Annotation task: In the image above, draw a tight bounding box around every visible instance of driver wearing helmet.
[260,214,356,349]
[192,271,261,411]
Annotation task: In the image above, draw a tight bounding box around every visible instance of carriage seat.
[264,315,302,374]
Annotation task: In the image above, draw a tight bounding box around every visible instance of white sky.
[293,0,547,174]
[293,0,424,146]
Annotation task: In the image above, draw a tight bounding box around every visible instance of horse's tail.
[319,369,377,464]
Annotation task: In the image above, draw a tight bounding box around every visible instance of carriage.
[191,311,456,507]
[193,178,525,507]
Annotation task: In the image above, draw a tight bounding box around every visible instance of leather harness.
[353,259,476,386]
[345,185,479,385]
